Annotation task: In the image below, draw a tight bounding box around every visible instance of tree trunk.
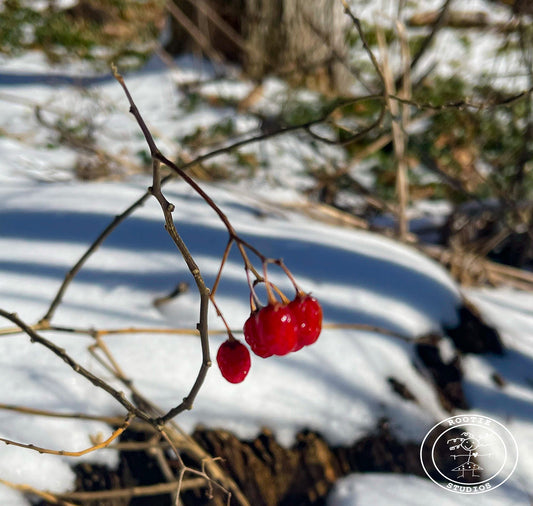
[244,0,350,93]
[165,0,351,94]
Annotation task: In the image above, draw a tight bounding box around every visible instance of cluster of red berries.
[217,293,322,384]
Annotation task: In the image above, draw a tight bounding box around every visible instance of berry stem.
[211,238,234,297]
[270,283,290,304]
[275,259,304,296]
[262,263,278,305]
[209,294,235,338]
[246,270,262,310]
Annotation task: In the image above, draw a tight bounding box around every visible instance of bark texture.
[166,0,351,93]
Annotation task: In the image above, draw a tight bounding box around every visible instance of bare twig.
[57,477,206,501]
[0,309,154,422]
[377,24,410,240]
[190,0,275,71]
[0,414,133,457]
[112,66,213,424]
[341,0,387,90]
[302,10,375,93]
[0,404,128,425]
[165,0,224,64]
[87,331,248,504]
[305,103,386,145]
[39,192,153,325]
[0,479,77,506]
[407,0,454,78]
[397,20,412,234]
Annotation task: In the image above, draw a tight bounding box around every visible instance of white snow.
[0,180,456,439]
[0,176,460,500]
[327,473,531,506]
[1,176,532,503]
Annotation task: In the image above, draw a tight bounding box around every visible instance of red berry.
[255,303,297,356]
[244,312,273,358]
[216,339,251,383]
[288,295,322,349]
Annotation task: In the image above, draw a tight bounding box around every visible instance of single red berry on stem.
[255,303,297,356]
[217,339,251,383]
[289,294,323,350]
[244,311,273,358]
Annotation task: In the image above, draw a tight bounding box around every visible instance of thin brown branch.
[165,0,224,64]
[408,0,454,76]
[391,86,533,111]
[112,66,213,425]
[106,439,170,451]
[211,238,234,297]
[57,477,206,501]
[0,403,127,425]
[93,336,130,387]
[39,190,153,325]
[377,25,409,240]
[95,327,204,336]
[0,414,133,457]
[302,10,375,93]
[82,339,247,505]
[305,104,386,145]
[0,479,77,506]
[398,19,412,240]
[407,8,520,31]
[191,0,272,69]
[341,0,387,89]
[149,441,178,503]
[0,310,152,422]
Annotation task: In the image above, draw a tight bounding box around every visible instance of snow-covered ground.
[0,1,532,503]
[0,178,452,494]
[328,473,529,506]
[1,175,532,504]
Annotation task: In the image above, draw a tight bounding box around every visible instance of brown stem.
[39,191,153,325]
[112,66,214,423]
[262,263,277,305]
[56,477,206,502]
[275,259,302,296]
[149,176,212,424]
[0,414,133,457]
[209,294,234,339]
[0,310,152,422]
[210,238,233,297]
[341,1,387,90]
